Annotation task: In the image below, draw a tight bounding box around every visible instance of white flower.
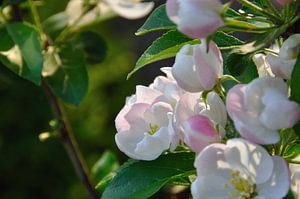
[252,53,274,77]
[289,156,300,199]
[105,0,154,19]
[115,68,183,160]
[115,86,173,160]
[266,34,300,80]
[166,0,224,38]
[173,91,226,152]
[172,42,223,92]
[150,67,185,107]
[226,77,300,144]
[192,138,290,199]
[66,0,110,27]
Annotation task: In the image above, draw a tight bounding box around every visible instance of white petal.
[257,156,290,199]
[226,84,280,144]
[191,175,233,199]
[106,0,154,19]
[290,156,300,199]
[194,42,223,90]
[225,139,274,184]
[116,103,149,132]
[134,126,171,160]
[202,91,227,127]
[279,34,300,60]
[252,53,274,77]
[194,143,230,177]
[260,97,300,130]
[143,102,173,127]
[135,85,163,104]
[115,129,146,160]
[244,77,288,113]
[266,54,295,80]
[172,44,204,92]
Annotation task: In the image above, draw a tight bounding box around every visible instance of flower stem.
[27,0,43,35]
[42,79,98,199]
[288,160,300,165]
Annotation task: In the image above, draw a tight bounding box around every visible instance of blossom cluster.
[115,0,300,198]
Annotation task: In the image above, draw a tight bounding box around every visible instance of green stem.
[237,0,281,23]
[288,160,300,164]
[265,0,281,19]
[55,8,89,44]
[27,0,43,35]
[42,79,98,199]
[224,18,275,33]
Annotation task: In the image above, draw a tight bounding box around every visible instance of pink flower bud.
[166,0,224,38]
[172,42,223,92]
[183,115,220,153]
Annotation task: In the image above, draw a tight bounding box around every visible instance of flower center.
[147,123,159,135]
[224,171,257,199]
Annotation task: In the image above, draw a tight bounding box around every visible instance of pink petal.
[166,0,179,23]
[183,115,219,153]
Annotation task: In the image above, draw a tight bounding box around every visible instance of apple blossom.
[226,77,300,144]
[115,68,184,160]
[173,91,227,153]
[191,138,290,199]
[288,155,300,199]
[172,42,223,92]
[115,86,173,161]
[66,0,110,27]
[266,34,300,80]
[166,0,224,38]
[149,67,185,107]
[252,54,274,77]
[105,0,154,19]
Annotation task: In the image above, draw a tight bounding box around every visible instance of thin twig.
[42,79,98,199]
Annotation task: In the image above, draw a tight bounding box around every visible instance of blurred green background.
[0,0,174,198]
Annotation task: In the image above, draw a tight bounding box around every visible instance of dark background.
[0,0,177,198]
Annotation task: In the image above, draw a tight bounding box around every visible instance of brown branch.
[42,79,98,199]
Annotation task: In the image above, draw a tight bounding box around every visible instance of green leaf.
[45,43,88,105]
[225,53,258,83]
[92,151,119,182]
[102,152,195,199]
[136,4,176,36]
[95,172,116,193]
[212,31,243,47]
[128,30,200,78]
[284,144,300,160]
[291,53,300,135]
[71,31,107,65]
[0,52,34,82]
[42,12,69,35]
[234,24,288,54]
[291,53,300,104]
[6,22,43,85]
[0,27,14,51]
